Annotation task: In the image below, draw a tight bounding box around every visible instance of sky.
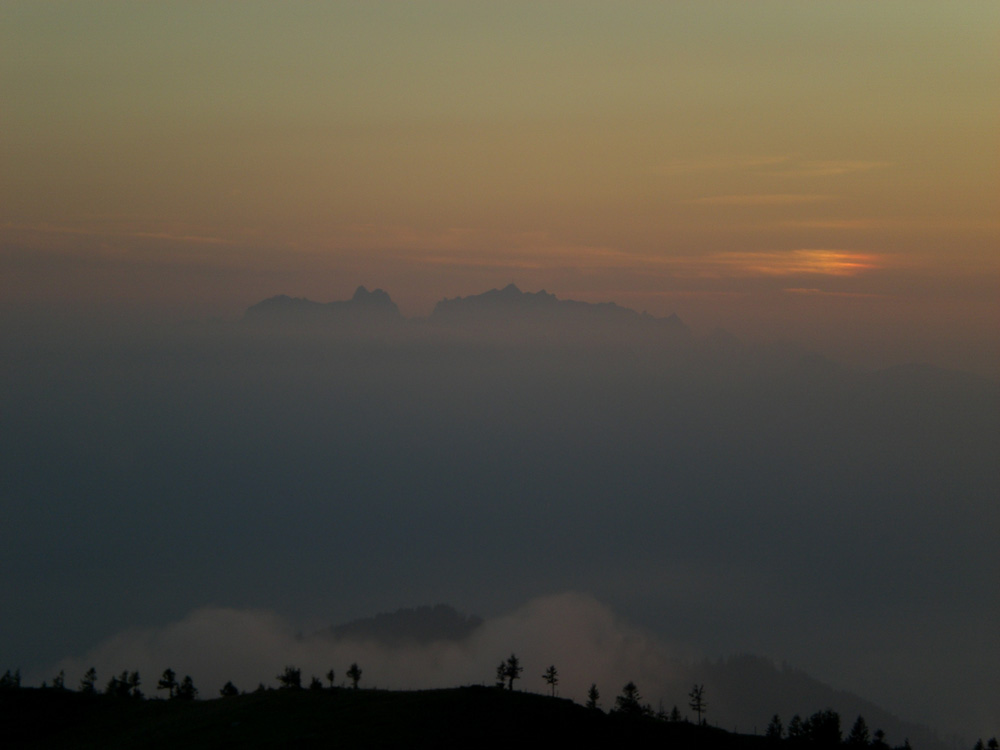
[1,3,998,746]
[1,1,997,371]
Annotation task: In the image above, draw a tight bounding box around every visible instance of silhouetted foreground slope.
[3,686,764,749]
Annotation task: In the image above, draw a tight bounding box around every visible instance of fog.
[1,292,996,743]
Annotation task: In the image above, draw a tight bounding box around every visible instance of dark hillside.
[3,686,767,749]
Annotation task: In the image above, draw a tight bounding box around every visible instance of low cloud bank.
[45,593,678,704]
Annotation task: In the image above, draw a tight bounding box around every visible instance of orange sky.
[1,2,997,371]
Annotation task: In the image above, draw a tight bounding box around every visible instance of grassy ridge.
[3,686,763,749]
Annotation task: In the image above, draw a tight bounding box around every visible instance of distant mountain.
[243,286,401,326]
[689,655,947,750]
[322,605,484,647]
[430,284,689,338]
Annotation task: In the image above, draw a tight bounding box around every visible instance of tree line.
[2,663,997,750]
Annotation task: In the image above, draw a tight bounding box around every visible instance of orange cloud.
[712,250,882,277]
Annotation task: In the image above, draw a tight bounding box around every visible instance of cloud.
[43,594,681,702]
[1,222,234,246]
[683,194,835,206]
[651,155,792,175]
[776,160,890,177]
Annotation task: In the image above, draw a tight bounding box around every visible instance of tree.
[309,676,323,691]
[495,661,507,689]
[106,671,135,698]
[872,728,889,749]
[277,665,302,690]
[347,662,362,689]
[176,675,197,700]
[688,684,707,725]
[127,671,142,699]
[52,670,65,690]
[787,714,805,739]
[325,669,336,689]
[0,669,21,689]
[988,739,999,750]
[847,715,871,746]
[669,705,682,722]
[542,665,559,696]
[805,709,841,745]
[158,668,178,698]
[219,681,239,697]
[502,654,522,691]
[80,667,97,694]
[614,681,645,716]
[766,714,784,740]
[586,683,600,710]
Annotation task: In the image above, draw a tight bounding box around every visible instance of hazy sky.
[2,1,997,370]
[1,5,999,743]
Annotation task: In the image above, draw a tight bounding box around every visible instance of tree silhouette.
[309,676,323,691]
[669,705,682,722]
[787,714,805,739]
[688,684,707,725]
[0,669,21,689]
[157,668,178,699]
[347,662,362,689]
[105,671,139,698]
[325,669,335,689]
[277,666,302,689]
[805,709,841,744]
[495,661,507,689]
[80,667,97,694]
[52,670,65,690]
[219,681,239,697]
[614,681,645,716]
[542,665,558,696]
[988,739,999,750]
[586,683,600,710]
[176,675,197,700]
[872,728,889,749]
[502,654,522,691]
[127,671,142,699]
[847,715,871,746]
[766,714,784,740]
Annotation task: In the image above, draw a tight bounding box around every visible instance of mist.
[1,294,997,744]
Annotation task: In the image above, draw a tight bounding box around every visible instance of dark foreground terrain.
[3,686,762,749]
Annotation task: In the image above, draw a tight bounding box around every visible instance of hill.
[3,686,764,749]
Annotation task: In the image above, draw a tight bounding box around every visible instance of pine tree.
[347,662,362,689]
[614,681,645,716]
[688,684,707,725]
[766,714,783,740]
[542,665,558,696]
[277,666,301,689]
[80,667,97,694]
[847,715,871,746]
[176,675,197,700]
[219,681,239,697]
[502,654,522,691]
[586,683,600,710]
[157,668,178,698]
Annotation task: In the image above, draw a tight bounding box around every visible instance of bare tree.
[542,665,558,696]
[688,684,707,725]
